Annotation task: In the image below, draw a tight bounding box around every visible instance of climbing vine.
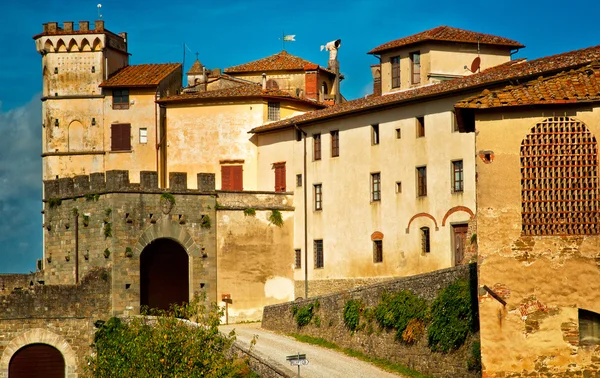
[343,299,363,332]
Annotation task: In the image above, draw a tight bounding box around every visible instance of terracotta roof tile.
[187,59,204,75]
[368,26,524,55]
[225,51,334,75]
[100,63,181,88]
[251,44,600,134]
[455,63,600,109]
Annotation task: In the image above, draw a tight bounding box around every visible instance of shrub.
[428,279,475,353]
[243,208,256,217]
[401,318,425,344]
[268,210,284,227]
[160,192,176,206]
[343,299,362,332]
[467,341,482,372]
[48,198,62,208]
[293,300,319,327]
[201,215,211,229]
[375,290,428,341]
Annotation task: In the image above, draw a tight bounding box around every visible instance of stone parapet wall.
[216,191,294,210]
[0,273,41,293]
[264,264,479,378]
[294,277,393,299]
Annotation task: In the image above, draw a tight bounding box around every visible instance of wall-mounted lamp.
[91,117,96,126]
[54,119,59,127]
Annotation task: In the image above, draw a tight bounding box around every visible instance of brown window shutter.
[232,165,243,191]
[111,124,131,151]
[221,166,232,190]
[274,163,286,192]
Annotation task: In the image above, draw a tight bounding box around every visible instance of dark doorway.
[9,343,65,378]
[452,224,469,266]
[140,238,189,312]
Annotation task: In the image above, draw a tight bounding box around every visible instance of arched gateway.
[9,344,65,378]
[140,238,189,312]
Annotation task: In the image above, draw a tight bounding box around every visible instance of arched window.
[420,227,430,253]
[521,117,598,235]
[266,79,279,89]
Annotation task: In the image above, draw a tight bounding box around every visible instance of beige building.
[456,58,600,376]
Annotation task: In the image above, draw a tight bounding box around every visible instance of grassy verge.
[289,333,434,378]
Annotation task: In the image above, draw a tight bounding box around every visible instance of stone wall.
[263,264,480,378]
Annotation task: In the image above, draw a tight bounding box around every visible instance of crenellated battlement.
[44,170,216,200]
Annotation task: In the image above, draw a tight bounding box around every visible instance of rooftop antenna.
[97,4,102,18]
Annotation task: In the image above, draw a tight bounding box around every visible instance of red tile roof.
[158,82,327,108]
[225,51,334,75]
[251,44,600,134]
[368,26,524,55]
[455,63,600,109]
[100,64,181,88]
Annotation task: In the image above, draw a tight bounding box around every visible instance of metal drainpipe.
[294,124,308,298]
[75,212,79,284]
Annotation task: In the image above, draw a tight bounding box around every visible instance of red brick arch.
[405,213,438,234]
[441,206,475,226]
[371,231,383,240]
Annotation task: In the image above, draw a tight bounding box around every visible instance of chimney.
[304,64,319,101]
[43,23,48,33]
[79,21,89,31]
[262,73,267,90]
[370,64,382,96]
[64,22,73,32]
[94,20,104,31]
[48,22,58,32]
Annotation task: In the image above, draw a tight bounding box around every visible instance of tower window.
[372,124,380,145]
[391,56,400,88]
[421,227,430,253]
[268,101,280,121]
[113,89,130,110]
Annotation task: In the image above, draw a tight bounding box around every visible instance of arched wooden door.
[9,343,65,378]
[140,238,189,312]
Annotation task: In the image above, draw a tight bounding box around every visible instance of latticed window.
[314,240,324,268]
[294,249,302,269]
[331,130,339,157]
[313,133,321,160]
[391,56,400,88]
[521,117,598,235]
[268,101,280,121]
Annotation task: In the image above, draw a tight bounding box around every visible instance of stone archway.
[0,329,77,378]
[140,238,189,312]
[9,344,65,378]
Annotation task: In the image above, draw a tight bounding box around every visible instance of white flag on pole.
[283,35,296,42]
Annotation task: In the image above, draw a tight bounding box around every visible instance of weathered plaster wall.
[475,107,600,377]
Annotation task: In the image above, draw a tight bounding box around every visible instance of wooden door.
[452,224,468,266]
[9,344,65,378]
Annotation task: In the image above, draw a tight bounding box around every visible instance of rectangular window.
[372,124,380,145]
[371,173,381,202]
[416,116,425,138]
[451,110,459,132]
[314,184,322,211]
[396,128,401,139]
[331,130,339,157]
[417,166,427,197]
[314,240,324,268]
[391,56,401,88]
[296,174,302,187]
[579,309,600,346]
[452,160,464,193]
[113,89,129,109]
[139,128,148,144]
[373,240,383,263]
[268,101,280,121]
[111,123,131,151]
[296,129,303,141]
[274,162,286,192]
[396,181,402,193]
[421,227,431,253]
[410,51,421,85]
[221,165,243,191]
[294,249,302,269]
[313,133,321,160]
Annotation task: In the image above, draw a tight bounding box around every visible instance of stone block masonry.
[263,264,480,378]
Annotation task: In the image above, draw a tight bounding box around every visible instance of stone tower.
[33,20,129,181]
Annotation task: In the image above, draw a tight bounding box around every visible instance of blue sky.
[0,0,598,273]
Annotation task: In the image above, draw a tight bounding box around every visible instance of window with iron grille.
[268,101,280,121]
[372,124,380,145]
[410,52,421,84]
[421,227,430,253]
[417,166,427,197]
[391,56,400,88]
[296,174,302,187]
[313,133,321,160]
[416,116,425,137]
[113,89,129,109]
[371,173,381,202]
[111,123,131,151]
[314,184,322,211]
[294,249,302,269]
[452,160,463,193]
[314,240,324,268]
[373,240,383,263]
[331,130,339,157]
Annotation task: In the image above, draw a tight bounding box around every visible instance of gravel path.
[220,323,404,378]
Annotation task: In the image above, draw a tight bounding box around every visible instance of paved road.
[220,323,404,378]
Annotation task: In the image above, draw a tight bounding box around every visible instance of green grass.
[289,333,434,378]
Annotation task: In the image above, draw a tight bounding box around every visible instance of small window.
[221,165,243,191]
[421,227,431,253]
[321,82,328,95]
[417,166,427,197]
[416,117,425,138]
[294,249,302,269]
[296,129,303,142]
[274,162,286,192]
[373,240,383,263]
[111,123,131,151]
[451,110,459,132]
[113,89,130,109]
[268,102,280,121]
[372,124,380,145]
[139,128,148,144]
[314,240,324,268]
[452,160,464,193]
[391,56,401,89]
[410,51,421,85]
[296,174,302,187]
[396,181,402,193]
[579,309,600,346]
[371,173,381,202]
[314,184,322,211]
[313,133,321,160]
[396,128,401,139]
[331,130,339,157]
